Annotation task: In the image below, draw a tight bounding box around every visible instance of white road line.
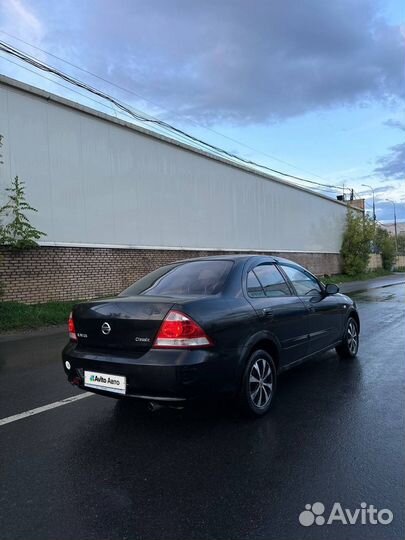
[0,392,94,427]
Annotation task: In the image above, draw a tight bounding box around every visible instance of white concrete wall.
[0,77,352,253]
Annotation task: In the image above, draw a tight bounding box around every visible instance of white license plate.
[84,370,126,395]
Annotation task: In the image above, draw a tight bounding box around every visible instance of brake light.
[153,310,212,348]
[68,312,77,342]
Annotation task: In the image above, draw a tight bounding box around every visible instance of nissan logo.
[101,322,111,335]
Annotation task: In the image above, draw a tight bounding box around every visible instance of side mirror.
[325,283,339,295]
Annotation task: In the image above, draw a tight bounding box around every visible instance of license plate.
[84,370,126,395]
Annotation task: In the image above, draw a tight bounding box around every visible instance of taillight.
[153,310,212,348]
[68,312,77,342]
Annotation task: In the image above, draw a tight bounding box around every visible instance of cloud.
[15,0,405,125]
[361,185,395,194]
[369,180,405,221]
[374,142,405,180]
[384,119,405,130]
[0,0,44,46]
[375,117,405,180]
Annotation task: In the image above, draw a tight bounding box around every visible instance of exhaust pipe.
[147,401,163,412]
[147,401,185,412]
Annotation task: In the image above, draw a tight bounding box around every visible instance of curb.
[0,324,66,343]
[339,279,405,295]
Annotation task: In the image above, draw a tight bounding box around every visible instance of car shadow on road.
[111,349,363,426]
[86,347,366,462]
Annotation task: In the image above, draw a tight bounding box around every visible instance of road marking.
[0,393,94,427]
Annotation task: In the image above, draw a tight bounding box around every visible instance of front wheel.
[336,316,359,359]
[239,350,277,417]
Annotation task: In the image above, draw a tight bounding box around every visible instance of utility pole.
[362,184,376,221]
[386,199,398,255]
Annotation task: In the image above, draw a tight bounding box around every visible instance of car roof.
[171,253,302,266]
[171,254,266,264]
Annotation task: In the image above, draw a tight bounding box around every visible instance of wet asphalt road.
[0,284,404,540]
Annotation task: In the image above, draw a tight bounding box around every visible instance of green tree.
[375,226,396,270]
[341,210,375,275]
[0,175,46,249]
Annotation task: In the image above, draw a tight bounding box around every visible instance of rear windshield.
[119,260,233,297]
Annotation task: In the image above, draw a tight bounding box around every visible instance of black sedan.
[62,255,360,416]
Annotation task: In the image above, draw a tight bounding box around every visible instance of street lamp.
[362,184,376,221]
[386,199,398,255]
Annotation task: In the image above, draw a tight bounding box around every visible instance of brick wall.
[367,253,405,271]
[367,253,383,271]
[394,255,405,270]
[0,246,342,304]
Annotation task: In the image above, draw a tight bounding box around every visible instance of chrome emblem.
[101,322,111,335]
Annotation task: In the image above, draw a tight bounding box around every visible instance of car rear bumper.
[62,342,236,401]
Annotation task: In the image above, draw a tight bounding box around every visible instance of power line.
[0,48,261,169]
[0,39,348,193]
[0,53,249,167]
[0,29,337,185]
[0,54,120,116]
[5,50,314,181]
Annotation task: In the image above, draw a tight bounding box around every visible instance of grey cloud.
[377,118,405,181]
[373,185,395,193]
[30,0,405,124]
[384,119,405,130]
[375,142,405,180]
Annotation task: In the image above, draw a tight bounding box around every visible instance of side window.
[253,264,291,297]
[281,265,322,297]
[247,270,265,298]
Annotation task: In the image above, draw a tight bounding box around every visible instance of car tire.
[336,316,359,359]
[240,349,277,417]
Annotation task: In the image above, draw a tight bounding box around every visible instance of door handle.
[261,308,273,318]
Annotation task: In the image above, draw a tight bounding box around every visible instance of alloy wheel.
[347,319,358,355]
[249,357,273,408]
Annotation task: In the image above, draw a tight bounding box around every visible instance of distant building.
[381,223,405,236]
[335,195,365,213]
[348,199,365,212]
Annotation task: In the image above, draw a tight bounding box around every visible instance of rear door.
[278,264,343,354]
[245,263,310,366]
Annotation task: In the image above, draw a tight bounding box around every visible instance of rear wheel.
[240,350,277,417]
[336,316,359,358]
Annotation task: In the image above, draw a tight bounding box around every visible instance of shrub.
[375,226,396,270]
[341,210,375,276]
[0,175,46,249]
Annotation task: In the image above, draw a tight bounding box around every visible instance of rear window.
[119,260,233,297]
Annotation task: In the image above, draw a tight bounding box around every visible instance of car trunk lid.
[73,296,177,353]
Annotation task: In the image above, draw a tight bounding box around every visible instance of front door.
[279,264,343,354]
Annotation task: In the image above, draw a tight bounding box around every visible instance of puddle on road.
[351,284,404,304]
[354,293,396,302]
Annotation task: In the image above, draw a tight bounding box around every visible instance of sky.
[0,0,404,222]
